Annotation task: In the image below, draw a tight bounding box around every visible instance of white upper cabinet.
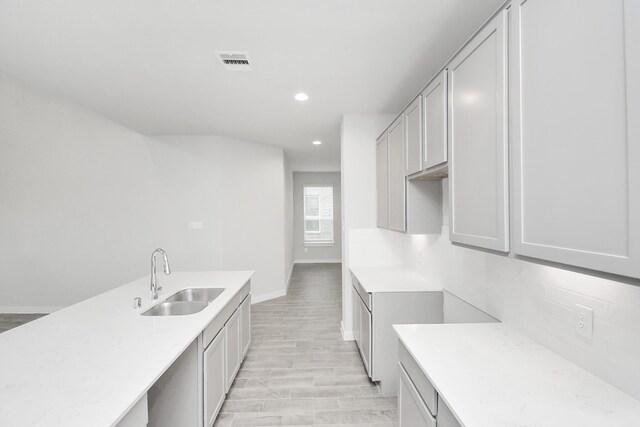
[404,96,423,176]
[422,71,448,171]
[376,133,389,229]
[449,9,509,252]
[510,0,640,278]
[388,117,407,232]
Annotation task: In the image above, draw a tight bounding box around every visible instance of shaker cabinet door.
[405,96,423,176]
[388,117,406,232]
[377,134,389,229]
[449,9,509,252]
[224,308,241,391]
[204,332,225,427]
[510,0,640,278]
[240,296,251,358]
[422,71,448,171]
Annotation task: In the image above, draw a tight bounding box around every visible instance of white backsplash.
[348,227,640,400]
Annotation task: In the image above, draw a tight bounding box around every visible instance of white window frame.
[303,185,334,247]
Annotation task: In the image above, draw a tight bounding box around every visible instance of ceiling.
[0,0,504,171]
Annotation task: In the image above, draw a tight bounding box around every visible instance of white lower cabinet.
[398,344,461,427]
[352,274,444,395]
[225,308,241,391]
[398,365,436,427]
[148,282,251,427]
[240,295,251,358]
[204,331,225,427]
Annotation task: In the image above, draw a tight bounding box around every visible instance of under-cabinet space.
[510,0,640,278]
[449,9,509,252]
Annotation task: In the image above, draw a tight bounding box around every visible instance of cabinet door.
[359,297,372,377]
[405,96,423,176]
[398,364,436,427]
[449,10,509,252]
[388,117,406,232]
[422,70,448,171]
[204,331,225,427]
[224,308,241,391]
[376,133,389,228]
[352,288,360,343]
[510,0,640,278]
[240,296,251,358]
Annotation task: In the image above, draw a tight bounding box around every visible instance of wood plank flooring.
[0,313,46,334]
[216,263,397,427]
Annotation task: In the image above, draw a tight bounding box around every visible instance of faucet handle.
[133,297,142,309]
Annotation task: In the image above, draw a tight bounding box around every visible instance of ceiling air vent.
[216,51,252,71]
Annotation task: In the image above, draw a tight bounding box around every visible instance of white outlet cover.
[188,221,204,230]
[574,304,594,339]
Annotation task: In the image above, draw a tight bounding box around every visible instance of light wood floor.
[0,313,46,334]
[215,263,397,427]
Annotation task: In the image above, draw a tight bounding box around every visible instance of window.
[303,186,334,246]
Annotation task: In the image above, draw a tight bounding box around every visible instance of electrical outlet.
[574,304,594,339]
[188,221,204,230]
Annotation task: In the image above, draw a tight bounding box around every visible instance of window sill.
[304,242,335,248]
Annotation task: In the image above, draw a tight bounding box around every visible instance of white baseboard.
[294,259,342,264]
[251,289,287,305]
[252,263,295,305]
[285,263,294,293]
[0,306,62,314]
[341,321,355,341]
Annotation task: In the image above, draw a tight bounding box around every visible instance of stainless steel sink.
[166,288,225,303]
[142,301,208,316]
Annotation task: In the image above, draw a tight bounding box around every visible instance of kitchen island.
[0,271,253,427]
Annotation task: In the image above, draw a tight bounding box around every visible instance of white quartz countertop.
[394,323,640,427]
[0,270,253,427]
[350,266,442,293]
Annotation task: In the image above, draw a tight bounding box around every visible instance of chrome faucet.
[150,248,171,300]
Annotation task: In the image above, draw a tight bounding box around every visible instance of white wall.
[340,114,395,338]
[293,172,342,263]
[284,156,294,290]
[0,72,292,310]
[150,135,288,303]
[0,72,159,312]
[346,178,640,401]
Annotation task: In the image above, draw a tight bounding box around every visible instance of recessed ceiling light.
[294,92,309,102]
[312,140,322,145]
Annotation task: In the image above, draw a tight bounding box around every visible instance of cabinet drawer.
[437,396,462,427]
[398,363,436,427]
[399,342,437,415]
[352,275,371,311]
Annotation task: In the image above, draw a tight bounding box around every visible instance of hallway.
[215,263,397,426]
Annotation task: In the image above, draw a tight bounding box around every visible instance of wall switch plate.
[188,221,204,230]
[574,304,594,339]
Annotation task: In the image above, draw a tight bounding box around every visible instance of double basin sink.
[142,288,224,316]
